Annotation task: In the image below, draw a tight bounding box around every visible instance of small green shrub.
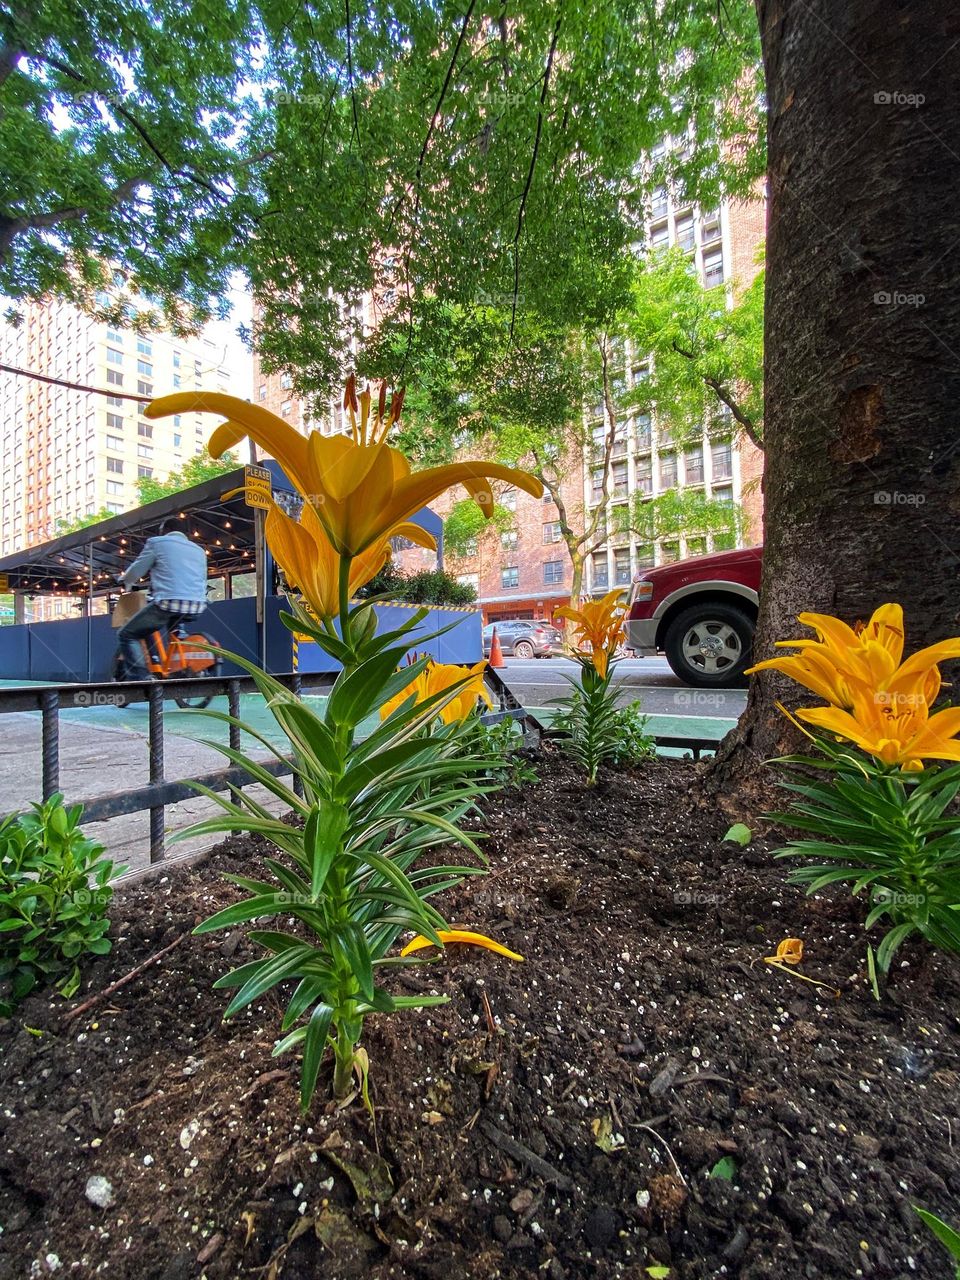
[553,696,655,775]
[359,565,478,606]
[609,700,657,767]
[0,795,124,1015]
[475,716,539,788]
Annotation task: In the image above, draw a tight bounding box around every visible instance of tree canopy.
[135,452,239,504]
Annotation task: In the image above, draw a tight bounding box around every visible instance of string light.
[224,520,231,529]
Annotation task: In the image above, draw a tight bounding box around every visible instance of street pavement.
[0,658,746,872]
[493,654,747,725]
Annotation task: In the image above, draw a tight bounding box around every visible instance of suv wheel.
[663,603,754,688]
[513,639,535,659]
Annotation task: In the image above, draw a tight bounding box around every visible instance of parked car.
[626,546,763,687]
[482,619,563,659]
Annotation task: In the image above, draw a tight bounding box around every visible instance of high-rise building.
[582,188,765,599]
[252,187,765,623]
[0,298,243,558]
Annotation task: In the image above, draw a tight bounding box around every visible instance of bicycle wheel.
[173,631,223,709]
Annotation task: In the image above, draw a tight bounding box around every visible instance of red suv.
[626,546,763,687]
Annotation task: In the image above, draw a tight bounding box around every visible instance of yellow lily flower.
[746,646,863,709]
[555,588,627,679]
[798,685,960,772]
[400,929,524,962]
[145,392,543,557]
[265,501,434,621]
[380,659,494,724]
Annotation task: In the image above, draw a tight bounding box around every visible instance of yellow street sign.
[244,464,273,510]
[0,573,8,592]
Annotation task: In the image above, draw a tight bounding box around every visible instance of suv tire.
[663,602,754,688]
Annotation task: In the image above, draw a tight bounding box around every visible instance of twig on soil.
[634,1122,687,1187]
[479,1119,575,1190]
[63,931,191,1022]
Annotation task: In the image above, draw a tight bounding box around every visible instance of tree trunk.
[703,0,960,811]
[568,548,584,610]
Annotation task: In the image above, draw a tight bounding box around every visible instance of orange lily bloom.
[555,588,627,679]
[400,929,524,962]
[144,393,543,557]
[380,659,494,724]
[265,500,434,621]
[798,689,960,772]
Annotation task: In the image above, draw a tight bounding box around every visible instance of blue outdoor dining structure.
[0,460,481,683]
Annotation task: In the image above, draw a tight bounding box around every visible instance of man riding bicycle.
[116,519,208,679]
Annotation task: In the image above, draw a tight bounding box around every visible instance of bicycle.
[111,599,223,709]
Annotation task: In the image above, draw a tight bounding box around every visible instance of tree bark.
[703,0,960,810]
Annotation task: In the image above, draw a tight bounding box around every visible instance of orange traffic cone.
[489,625,506,668]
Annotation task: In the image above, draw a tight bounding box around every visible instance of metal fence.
[0,668,721,864]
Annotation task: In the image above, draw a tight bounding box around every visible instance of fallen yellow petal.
[401,929,524,962]
[764,937,804,965]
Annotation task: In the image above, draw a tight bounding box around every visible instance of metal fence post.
[40,688,60,800]
[147,684,165,862]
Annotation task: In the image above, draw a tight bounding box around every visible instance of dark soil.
[1,751,959,1280]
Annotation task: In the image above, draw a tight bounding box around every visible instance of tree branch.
[510,7,562,336]
[671,337,764,452]
[0,177,143,264]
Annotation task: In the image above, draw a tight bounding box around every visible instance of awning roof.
[0,461,294,596]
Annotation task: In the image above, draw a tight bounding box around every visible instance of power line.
[0,361,152,404]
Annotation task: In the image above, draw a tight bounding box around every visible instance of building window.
[105,435,123,451]
[636,543,655,569]
[137,379,152,396]
[138,465,153,478]
[635,413,652,450]
[542,521,562,544]
[590,468,604,503]
[107,369,123,386]
[138,423,153,438]
[660,541,681,563]
[106,480,123,496]
[501,486,517,511]
[591,550,609,589]
[612,459,628,498]
[281,400,292,417]
[173,433,182,448]
[106,395,123,408]
[501,566,519,590]
[138,444,152,458]
[457,573,479,591]
[281,372,293,389]
[686,536,708,556]
[713,484,734,504]
[106,413,124,430]
[650,187,668,219]
[106,329,124,344]
[106,348,123,365]
[106,502,123,514]
[137,360,152,377]
[259,384,267,400]
[501,530,519,551]
[659,453,678,488]
[650,221,669,249]
[543,491,555,505]
[614,547,631,584]
[703,249,725,287]
[685,446,704,484]
[711,440,733,481]
[106,457,123,473]
[543,559,564,585]
[702,215,721,244]
[173,373,181,388]
[460,538,478,557]
[635,455,653,495]
[137,338,152,356]
[173,351,181,368]
[675,213,695,251]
